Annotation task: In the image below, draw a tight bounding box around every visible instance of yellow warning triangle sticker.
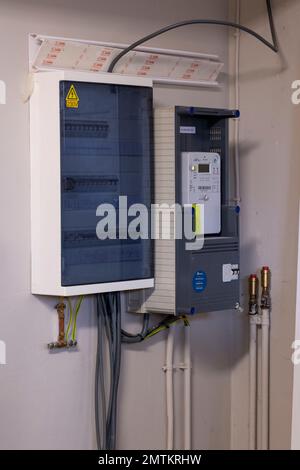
[66,84,79,108]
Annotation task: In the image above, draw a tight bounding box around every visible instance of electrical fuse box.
[30,71,154,296]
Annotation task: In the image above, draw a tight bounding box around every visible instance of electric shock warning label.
[66,84,79,108]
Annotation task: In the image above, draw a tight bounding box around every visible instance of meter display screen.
[198,164,210,173]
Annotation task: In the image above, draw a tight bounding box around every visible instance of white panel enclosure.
[30,70,154,296]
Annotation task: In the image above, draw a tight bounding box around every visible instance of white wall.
[229,0,300,450]
[291,206,300,449]
[0,0,232,450]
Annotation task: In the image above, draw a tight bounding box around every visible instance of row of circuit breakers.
[30,71,240,315]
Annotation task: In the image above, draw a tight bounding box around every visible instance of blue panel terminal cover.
[60,81,153,286]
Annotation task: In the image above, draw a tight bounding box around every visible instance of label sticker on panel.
[66,84,79,108]
[222,264,239,283]
[180,126,196,134]
[193,270,207,292]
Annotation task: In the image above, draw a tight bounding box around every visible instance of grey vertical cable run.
[95,298,101,450]
[105,293,116,450]
[101,295,114,448]
[109,292,122,449]
[95,296,106,450]
[107,0,278,73]
[95,292,122,450]
[94,296,191,448]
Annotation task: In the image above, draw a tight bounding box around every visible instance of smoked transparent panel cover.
[60,80,153,286]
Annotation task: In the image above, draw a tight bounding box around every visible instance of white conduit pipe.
[248,268,271,450]
[261,307,270,450]
[183,325,192,450]
[248,274,259,450]
[234,0,241,205]
[166,327,175,450]
[249,317,258,450]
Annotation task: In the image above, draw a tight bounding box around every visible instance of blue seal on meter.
[192,271,207,292]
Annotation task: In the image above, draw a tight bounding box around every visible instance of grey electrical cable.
[107,0,278,73]
[95,295,107,450]
[95,295,189,449]
[121,313,150,343]
[109,292,121,449]
[96,294,109,450]
[96,296,107,450]
[95,292,122,450]
[104,292,121,450]
[105,294,115,450]
[101,295,114,449]
[99,303,107,450]
[95,297,101,450]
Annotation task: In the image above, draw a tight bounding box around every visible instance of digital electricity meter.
[181,152,221,234]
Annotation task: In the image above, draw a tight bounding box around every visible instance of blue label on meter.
[193,271,207,292]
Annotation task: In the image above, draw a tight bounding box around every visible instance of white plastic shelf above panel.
[29,34,223,88]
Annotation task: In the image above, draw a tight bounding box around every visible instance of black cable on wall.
[108,0,278,73]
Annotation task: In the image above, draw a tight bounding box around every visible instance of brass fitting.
[261,266,270,291]
[261,266,271,309]
[248,274,259,315]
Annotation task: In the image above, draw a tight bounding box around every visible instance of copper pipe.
[48,298,68,349]
[57,299,66,345]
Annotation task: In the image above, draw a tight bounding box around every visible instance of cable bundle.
[95,292,121,450]
[95,292,190,450]
[121,313,189,343]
